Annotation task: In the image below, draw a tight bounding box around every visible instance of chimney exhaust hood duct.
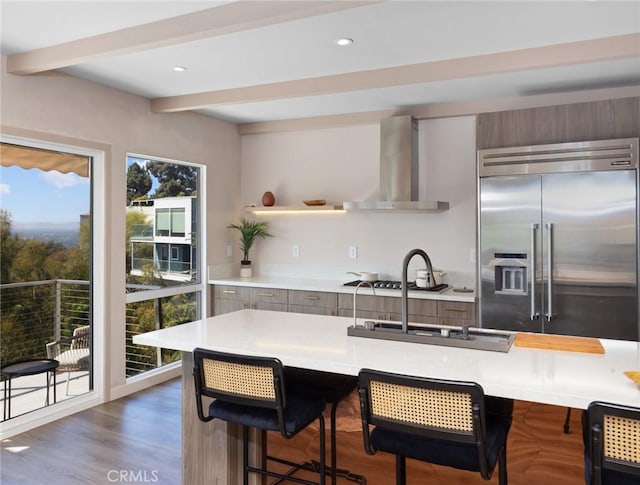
[343,115,449,212]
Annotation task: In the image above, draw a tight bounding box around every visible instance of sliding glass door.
[0,137,100,423]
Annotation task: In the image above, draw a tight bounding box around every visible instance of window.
[156,209,170,237]
[0,136,104,425]
[125,154,204,378]
[171,209,185,236]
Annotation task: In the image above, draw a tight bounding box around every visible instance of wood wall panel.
[477,97,639,149]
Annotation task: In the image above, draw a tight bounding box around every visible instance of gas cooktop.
[343,280,448,292]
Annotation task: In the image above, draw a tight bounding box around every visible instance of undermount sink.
[347,321,514,352]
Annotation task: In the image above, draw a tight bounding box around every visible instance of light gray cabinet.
[387,297,439,325]
[213,284,476,325]
[337,293,475,326]
[337,294,440,324]
[437,300,476,326]
[337,293,386,320]
[288,290,338,316]
[213,285,287,315]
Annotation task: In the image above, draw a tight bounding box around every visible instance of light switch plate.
[349,245,358,259]
[292,244,300,257]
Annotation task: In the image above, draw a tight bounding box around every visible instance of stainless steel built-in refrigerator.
[478,138,639,341]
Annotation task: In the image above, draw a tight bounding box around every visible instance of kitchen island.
[133,309,640,484]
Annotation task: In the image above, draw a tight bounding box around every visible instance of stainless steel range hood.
[343,115,449,212]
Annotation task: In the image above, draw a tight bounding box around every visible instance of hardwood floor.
[1,377,587,485]
[1,379,182,485]
[268,398,587,485]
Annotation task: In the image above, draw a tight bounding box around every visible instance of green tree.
[147,161,196,198]
[0,209,19,284]
[44,247,88,280]
[9,239,64,282]
[46,216,91,280]
[126,162,152,205]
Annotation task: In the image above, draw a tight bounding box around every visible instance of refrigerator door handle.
[530,223,539,320]
[545,222,553,322]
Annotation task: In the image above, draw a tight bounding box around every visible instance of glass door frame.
[0,133,105,439]
[124,152,207,383]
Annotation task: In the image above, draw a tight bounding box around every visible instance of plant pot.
[240,260,252,278]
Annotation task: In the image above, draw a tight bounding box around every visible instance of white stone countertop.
[208,276,476,302]
[134,309,640,410]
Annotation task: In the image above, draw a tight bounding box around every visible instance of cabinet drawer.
[387,312,439,325]
[437,301,476,322]
[337,293,385,313]
[213,299,246,315]
[251,288,288,305]
[386,297,438,317]
[289,305,336,316]
[288,290,337,308]
[214,285,250,301]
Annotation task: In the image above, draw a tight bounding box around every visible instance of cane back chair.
[193,348,327,485]
[586,401,640,485]
[358,369,512,485]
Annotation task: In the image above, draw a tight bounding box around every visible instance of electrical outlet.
[227,245,232,257]
[348,245,358,259]
[292,244,300,257]
[469,248,476,263]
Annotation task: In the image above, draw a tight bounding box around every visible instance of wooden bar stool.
[358,368,513,485]
[193,348,327,485]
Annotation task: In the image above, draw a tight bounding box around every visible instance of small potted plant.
[227,217,273,277]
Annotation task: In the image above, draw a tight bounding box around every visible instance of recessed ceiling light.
[335,38,353,46]
[173,66,187,72]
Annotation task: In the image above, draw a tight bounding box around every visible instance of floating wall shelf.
[245,205,345,214]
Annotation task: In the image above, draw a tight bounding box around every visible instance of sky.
[0,165,90,226]
[0,157,161,227]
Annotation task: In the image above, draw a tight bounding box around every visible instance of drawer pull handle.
[303,296,320,300]
[258,292,274,297]
[443,307,467,313]
[223,290,237,295]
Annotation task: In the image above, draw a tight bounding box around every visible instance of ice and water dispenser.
[492,253,528,295]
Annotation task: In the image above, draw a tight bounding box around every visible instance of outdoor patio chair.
[46,325,90,395]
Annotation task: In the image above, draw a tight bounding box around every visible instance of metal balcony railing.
[0,280,90,369]
[1,280,196,378]
[129,223,154,240]
[125,291,197,377]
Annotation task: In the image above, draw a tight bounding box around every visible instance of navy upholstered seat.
[358,369,512,485]
[193,348,327,485]
[584,401,640,485]
[209,391,326,436]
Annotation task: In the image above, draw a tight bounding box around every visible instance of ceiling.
[1,1,639,126]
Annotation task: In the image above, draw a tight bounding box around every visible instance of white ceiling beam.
[238,85,640,135]
[151,33,640,113]
[7,0,380,75]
